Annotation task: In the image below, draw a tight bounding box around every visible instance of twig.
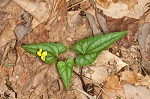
[141,67,148,75]
[73,68,87,91]
[81,75,108,96]
[0,42,11,65]
[67,0,87,10]
[72,86,96,99]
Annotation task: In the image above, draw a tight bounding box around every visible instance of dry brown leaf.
[120,0,138,10]
[120,71,139,84]
[0,66,9,79]
[96,12,109,33]
[12,0,49,23]
[22,24,50,44]
[0,0,10,7]
[105,75,121,89]
[145,13,150,22]
[66,11,93,45]
[3,49,16,67]
[29,83,45,99]
[86,12,102,36]
[0,66,14,98]
[71,75,88,99]
[82,66,109,83]
[0,11,10,32]
[138,23,150,60]
[96,0,150,19]
[96,0,111,8]
[134,0,150,17]
[67,11,82,28]
[138,23,150,73]
[94,50,127,72]
[0,79,9,98]
[50,80,60,94]
[0,43,13,65]
[4,1,24,19]
[135,75,150,89]
[14,12,31,42]
[102,74,150,99]
[123,84,150,99]
[32,68,48,87]
[0,19,17,48]
[102,75,125,99]
[106,17,138,48]
[118,45,141,72]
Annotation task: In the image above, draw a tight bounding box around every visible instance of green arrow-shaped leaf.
[57,58,74,89]
[22,42,67,64]
[72,31,127,66]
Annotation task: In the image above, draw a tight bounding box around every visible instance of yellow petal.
[41,56,45,61]
[39,49,42,53]
[37,51,42,56]
[42,51,47,56]
[37,49,43,56]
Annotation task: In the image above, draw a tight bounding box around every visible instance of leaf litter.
[0,0,150,99]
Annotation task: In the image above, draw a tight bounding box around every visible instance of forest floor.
[0,0,150,99]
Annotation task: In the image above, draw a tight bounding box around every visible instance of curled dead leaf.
[86,12,102,36]
[96,12,109,33]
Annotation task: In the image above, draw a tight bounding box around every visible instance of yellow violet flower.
[37,49,47,61]
[40,51,47,61]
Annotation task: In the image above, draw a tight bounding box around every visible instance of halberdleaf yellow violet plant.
[37,49,47,61]
[21,31,128,90]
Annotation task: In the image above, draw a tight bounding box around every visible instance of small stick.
[72,86,96,99]
[67,0,87,10]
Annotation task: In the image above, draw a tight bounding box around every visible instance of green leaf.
[44,53,57,64]
[75,53,98,66]
[22,42,67,64]
[57,58,74,89]
[72,31,127,66]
